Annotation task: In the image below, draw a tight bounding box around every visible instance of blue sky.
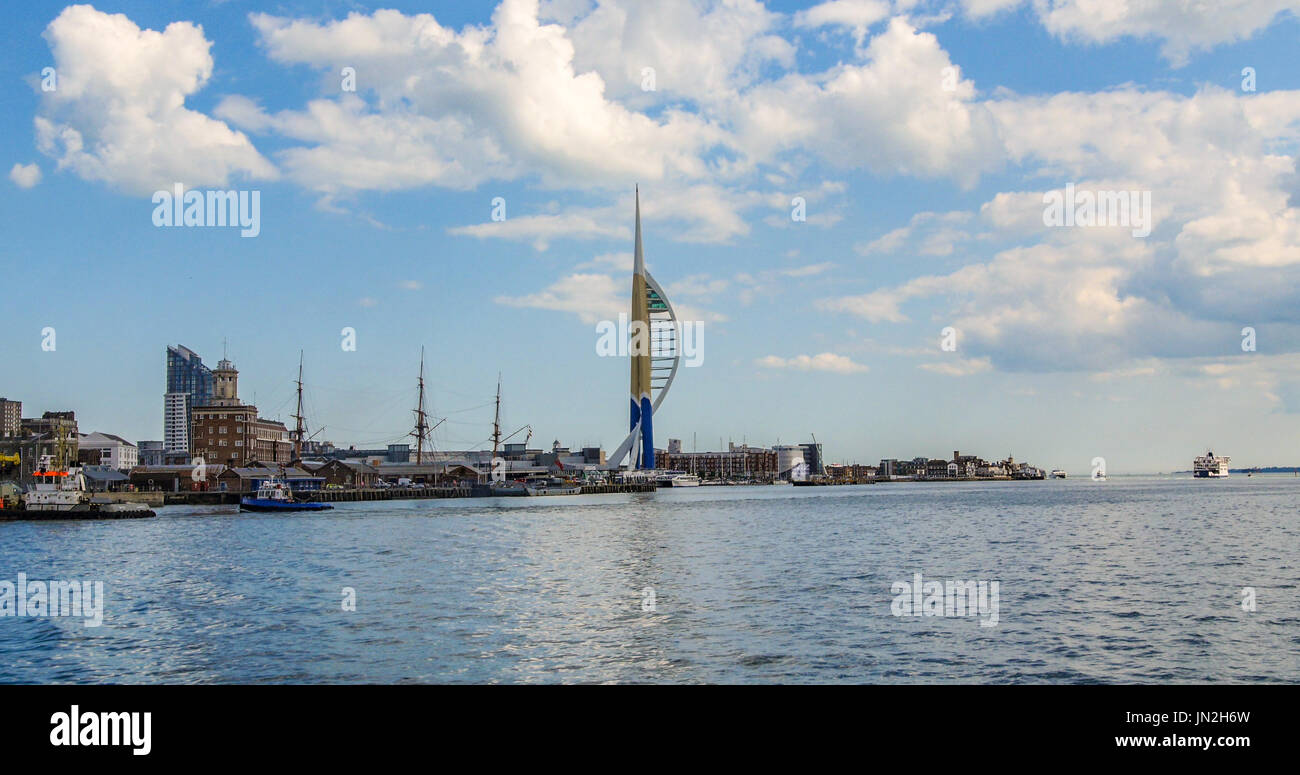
[3,0,1300,473]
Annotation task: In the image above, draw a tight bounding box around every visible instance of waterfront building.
[774,445,807,481]
[165,345,214,462]
[137,440,165,466]
[656,443,777,480]
[800,441,825,476]
[926,459,950,478]
[314,459,378,489]
[0,398,20,437]
[76,432,138,471]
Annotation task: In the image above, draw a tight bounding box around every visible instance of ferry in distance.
[1193,451,1230,478]
[1050,469,1067,479]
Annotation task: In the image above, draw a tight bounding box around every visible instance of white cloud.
[959,0,1300,66]
[239,2,726,192]
[36,5,275,194]
[729,18,1003,186]
[496,272,625,324]
[756,352,869,373]
[9,163,41,188]
[566,0,795,105]
[793,0,890,43]
[918,357,992,376]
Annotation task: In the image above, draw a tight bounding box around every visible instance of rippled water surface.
[1,476,1297,683]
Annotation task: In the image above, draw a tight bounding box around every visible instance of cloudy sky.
[4,0,1300,473]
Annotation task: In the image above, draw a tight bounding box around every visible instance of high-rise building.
[165,345,214,462]
[0,398,20,437]
[799,442,824,476]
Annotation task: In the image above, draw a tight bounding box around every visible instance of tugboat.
[3,455,155,520]
[240,479,334,512]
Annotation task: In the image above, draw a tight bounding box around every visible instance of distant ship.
[1050,469,1067,479]
[1193,451,1230,478]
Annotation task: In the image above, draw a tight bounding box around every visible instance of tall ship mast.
[411,348,431,464]
[291,350,307,459]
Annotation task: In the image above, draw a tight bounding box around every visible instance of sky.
[3,0,1300,474]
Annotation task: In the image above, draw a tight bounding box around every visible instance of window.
[219,440,227,447]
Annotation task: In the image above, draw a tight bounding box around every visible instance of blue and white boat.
[240,479,333,512]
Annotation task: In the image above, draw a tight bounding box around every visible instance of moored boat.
[654,471,700,487]
[525,477,582,496]
[240,479,334,512]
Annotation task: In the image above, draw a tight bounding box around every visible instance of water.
[1,476,1296,683]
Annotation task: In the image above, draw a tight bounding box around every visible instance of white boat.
[1193,450,1230,478]
[655,471,700,487]
[23,455,86,511]
[1050,469,1067,479]
[19,455,153,516]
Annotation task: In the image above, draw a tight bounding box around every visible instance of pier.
[157,482,656,506]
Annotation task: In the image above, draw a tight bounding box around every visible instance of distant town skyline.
[4,1,1300,473]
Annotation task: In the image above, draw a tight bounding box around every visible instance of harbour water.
[1,476,1296,683]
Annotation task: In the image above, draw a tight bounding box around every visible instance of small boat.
[1050,469,1067,479]
[490,480,529,497]
[654,471,700,487]
[525,477,582,496]
[240,479,333,512]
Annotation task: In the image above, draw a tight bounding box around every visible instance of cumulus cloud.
[793,0,890,43]
[959,0,1300,65]
[729,18,1003,186]
[757,353,869,373]
[35,4,275,194]
[9,163,41,188]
